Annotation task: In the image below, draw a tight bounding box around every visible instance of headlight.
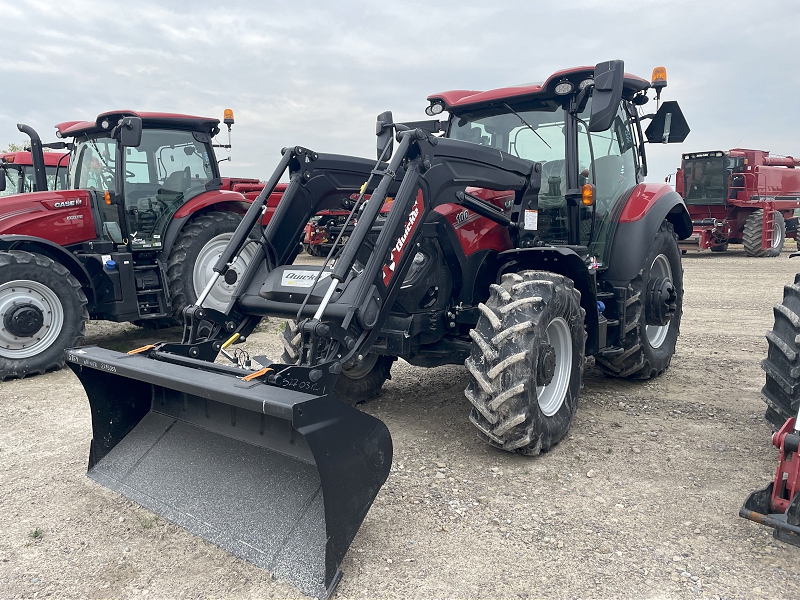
[554,81,574,95]
[425,102,445,116]
[578,78,594,90]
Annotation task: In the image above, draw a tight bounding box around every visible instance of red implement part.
[740,416,800,546]
[769,417,800,514]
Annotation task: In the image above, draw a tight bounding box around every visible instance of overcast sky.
[1,0,798,183]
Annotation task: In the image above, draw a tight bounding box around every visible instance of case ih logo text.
[53,199,82,209]
[382,192,424,285]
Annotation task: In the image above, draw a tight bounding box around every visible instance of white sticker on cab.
[280,270,331,287]
[524,209,538,231]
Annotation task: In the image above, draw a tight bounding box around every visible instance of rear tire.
[0,251,88,381]
[762,273,800,428]
[597,220,683,379]
[743,209,785,257]
[280,320,393,403]
[167,211,258,320]
[464,271,585,455]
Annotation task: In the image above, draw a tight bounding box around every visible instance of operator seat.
[161,167,191,194]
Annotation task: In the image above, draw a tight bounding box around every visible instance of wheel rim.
[0,280,64,359]
[771,215,783,249]
[193,234,259,312]
[646,254,672,349]
[536,317,572,417]
[343,353,379,379]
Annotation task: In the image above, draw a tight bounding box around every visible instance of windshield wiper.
[502,103,551,149]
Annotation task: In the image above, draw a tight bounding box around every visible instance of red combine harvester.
[0,111,285,380]
[676,149,800,256]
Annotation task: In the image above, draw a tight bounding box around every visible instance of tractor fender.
[603,184,691,286]
[172,190,249,219]
[160,190,250,258]
[0,234,96,303]
[497,246,600,354]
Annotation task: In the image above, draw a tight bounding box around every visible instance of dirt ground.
[3,245,800,599]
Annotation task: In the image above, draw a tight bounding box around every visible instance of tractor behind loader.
[66,60,690,597]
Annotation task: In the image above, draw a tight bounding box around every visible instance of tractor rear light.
[582,184,594,206]
[651,67,667,89]
[554,81,574,95]
[104,191,112,205]
[5,156,14,163]
[101,119,110,130]
[579,78,594,90]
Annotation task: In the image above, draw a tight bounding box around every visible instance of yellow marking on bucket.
[127,345,156,355]
[242,367,273,382]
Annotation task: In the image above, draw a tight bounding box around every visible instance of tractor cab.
[428,64,689,265]
[681,150,744,204]
[0,150,69,196]
[56,112,225,252]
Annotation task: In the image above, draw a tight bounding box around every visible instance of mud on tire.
[280,320,393,403]
[0,250,88,381]
[597,220,683,380]
[743,209,785,258]
[464,271,585,455]
[762,273,800,428]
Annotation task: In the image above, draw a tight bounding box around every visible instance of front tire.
[743,209,785,258]
[167,211,258,320]
[280,320,393,403]
[597,220,683,379]
[0,251,88,380]
[762,274,800,428]
[464,271,585,455]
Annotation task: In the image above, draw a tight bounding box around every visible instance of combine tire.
[743,209,785,257]
[761,274,800,428]
[597,220,683,379]
[464,271,585,455]
[167,211,258,319]
[280,320,393,402]
[0,251,88,380]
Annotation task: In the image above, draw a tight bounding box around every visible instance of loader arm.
[64,128,545,599]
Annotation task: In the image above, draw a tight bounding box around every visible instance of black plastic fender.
[602,189,690,287]
[0,234,96,303]
[497,246,600,354]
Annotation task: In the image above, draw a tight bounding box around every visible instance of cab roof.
[0,151,70,167]
[55,111,220,138]
[427,66,650,112]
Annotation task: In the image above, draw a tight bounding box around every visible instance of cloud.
[1,0,798,182]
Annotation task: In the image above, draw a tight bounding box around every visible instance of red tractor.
[0,111,285,380]
[1,149,69,195]
[69,60,692,597]
[676,149,800,256]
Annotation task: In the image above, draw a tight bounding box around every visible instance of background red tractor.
[0,110,285,380]
[676,149,800,256]
[1,149,69,195]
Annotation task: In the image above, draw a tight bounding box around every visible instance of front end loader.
[66,60,691,596]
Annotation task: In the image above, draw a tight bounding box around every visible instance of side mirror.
[645,101,690,144]
[0,168,6,193]
[376,111,393,160]
[117,116,143,147]
[588,59,624,133]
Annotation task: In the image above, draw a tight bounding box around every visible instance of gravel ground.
[2,245,800,599]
